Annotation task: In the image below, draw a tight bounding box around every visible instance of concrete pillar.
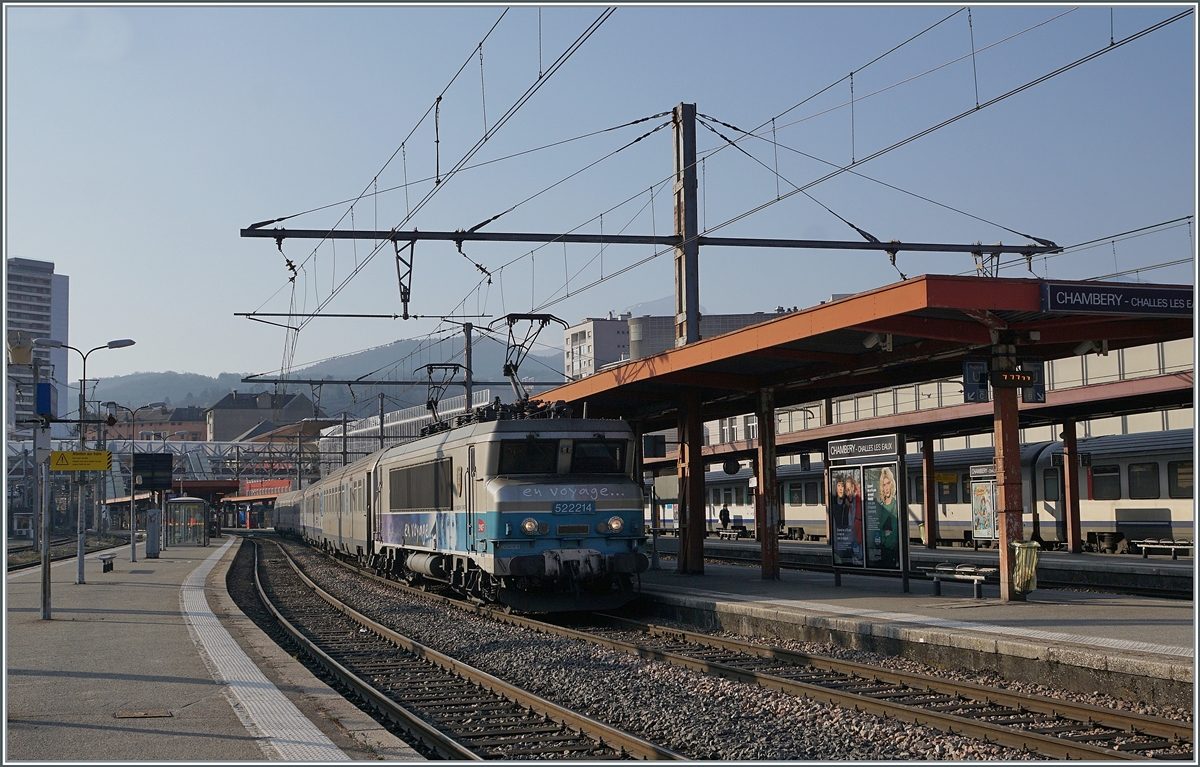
[755,388,780,579]
[1062,419,1083,553]
[993,344,1025,601]
[676,390,705,574]
[922,438,938,549]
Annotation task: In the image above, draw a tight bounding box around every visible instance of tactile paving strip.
[181,539,350,761]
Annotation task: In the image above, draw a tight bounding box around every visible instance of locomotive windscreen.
[498,440,559,474]
[570,441,627,474]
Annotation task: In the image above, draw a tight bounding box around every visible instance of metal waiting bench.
[1133,539,1193,560]
[921,563,999,599]
[98,552,116,573]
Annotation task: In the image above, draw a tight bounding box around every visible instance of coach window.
[1091,465,1121,500]
[788,484,802,505]
[960,474,971,504]
[937,478,958,504]
[723,488,733,506]
[1043,468,1060,502]
[1127,462,1161,500]
[735,486,745,506]
[1168,461,1193,499]
[712,488,722,506]
[804,481,819,506]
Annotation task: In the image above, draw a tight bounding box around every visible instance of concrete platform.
[653,536,1193,595]
[5,535,423,761]
[634,556,1194,708]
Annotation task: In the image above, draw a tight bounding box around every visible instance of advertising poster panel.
[828,467,863,567]
[863,463,901,570]
[971,480,999,540]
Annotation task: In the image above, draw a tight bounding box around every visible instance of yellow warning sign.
[50,451,112,471]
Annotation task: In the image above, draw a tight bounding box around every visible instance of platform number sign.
[962,360,989,403]
[1019,359,1046,404]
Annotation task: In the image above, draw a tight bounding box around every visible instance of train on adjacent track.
[660,429,1193,550]
[275,399,649,612]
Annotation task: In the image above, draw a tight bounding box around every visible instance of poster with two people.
[829,462,901,570]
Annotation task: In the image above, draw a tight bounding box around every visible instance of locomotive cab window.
[1168,461,1193,499]
[570,440,627,474]
[1091,465,1121,500]
[1128,462,1161,499]
[498,440,559,474]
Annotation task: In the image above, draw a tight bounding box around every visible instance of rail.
[307,540,1190,761]
[255,540,684,760]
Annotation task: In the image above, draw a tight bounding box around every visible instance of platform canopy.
[538,275,1193,429]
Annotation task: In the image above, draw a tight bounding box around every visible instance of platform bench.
[98,552,116,573]
[922,563,999,599]
[1134,539,1193,560]
[716,530,741,540]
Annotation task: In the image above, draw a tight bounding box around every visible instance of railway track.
[252,540,683,760]
[6,538,124,572]
[297,540,1192,761]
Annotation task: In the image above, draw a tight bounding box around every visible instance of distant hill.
[92,334,565,420]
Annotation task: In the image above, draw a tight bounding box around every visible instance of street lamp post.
[104,401,165,563]
[35,338,134,585]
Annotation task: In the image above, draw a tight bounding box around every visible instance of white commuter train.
[656,429,1193,550]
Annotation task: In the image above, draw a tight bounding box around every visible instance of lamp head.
[107,339,135,349]
[34,338,63,348]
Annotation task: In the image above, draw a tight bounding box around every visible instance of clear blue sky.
[5,4,1195,382]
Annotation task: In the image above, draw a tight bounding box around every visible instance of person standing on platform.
[719,504,731,530]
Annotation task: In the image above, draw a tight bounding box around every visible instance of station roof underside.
[539,275,1193,432]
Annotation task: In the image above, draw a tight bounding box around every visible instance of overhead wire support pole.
[673,102,700,348]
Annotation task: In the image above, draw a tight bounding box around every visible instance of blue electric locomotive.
[275,401,649,612]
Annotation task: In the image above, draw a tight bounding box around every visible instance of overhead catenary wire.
[697,9,1192,245]
[699,112,1049,244]
[285,8,616,338]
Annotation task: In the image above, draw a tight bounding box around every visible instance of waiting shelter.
[165,496,209,547]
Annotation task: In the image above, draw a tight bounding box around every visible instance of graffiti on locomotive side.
[404,521,435,541]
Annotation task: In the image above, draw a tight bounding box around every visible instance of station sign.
[50,450,113,471]
[133,453,174,490]
[969,464,996,478]
[827,434,898,462]
[1040,282,1193,316]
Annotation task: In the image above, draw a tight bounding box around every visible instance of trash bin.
[1011,540,1041,594]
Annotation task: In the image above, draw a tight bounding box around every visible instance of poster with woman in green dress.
[863,464,900,569]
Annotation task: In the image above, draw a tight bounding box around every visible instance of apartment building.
[6,258,69,437]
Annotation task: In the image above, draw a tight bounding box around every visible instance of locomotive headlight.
[607,516,624,534]
[521,517,539,535]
